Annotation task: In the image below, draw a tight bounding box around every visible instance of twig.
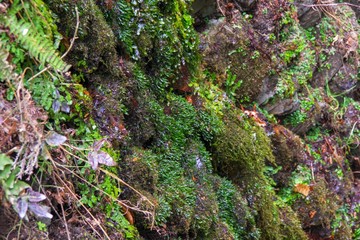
[55,174,110,240]
[217,0,226,16]
[296,2,360,9]
[61,6,79,59]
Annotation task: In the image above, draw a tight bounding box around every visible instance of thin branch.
[296,2,360,9]
[61,6,79,59]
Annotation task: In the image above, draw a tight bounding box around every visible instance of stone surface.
[296,0,322,28]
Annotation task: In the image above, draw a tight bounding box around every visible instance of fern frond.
[3,15,71,72]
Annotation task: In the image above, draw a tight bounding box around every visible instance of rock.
[234,0,258,11]
[191,0,217,18]
[256,75,277,105]
[311,52,344,88]
[311,6,359,98]
[296,0,322,28]
[270,125,309,186]
[200,14,273,103]
[264,98,300,116]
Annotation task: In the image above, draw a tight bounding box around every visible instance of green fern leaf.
[4,15,71,72]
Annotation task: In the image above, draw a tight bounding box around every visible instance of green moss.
[213,110,308,239]
[214,177,260,240]
[47,0,120,76]
[213,110,275,177]
[102,0,199,95]
[200,18,272,104]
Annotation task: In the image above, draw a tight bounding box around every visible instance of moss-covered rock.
[270,125,308,186]
[200,15,273,104]
[213,110,307,239]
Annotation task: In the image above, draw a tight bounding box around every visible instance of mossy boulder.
[199,15,273,104]
[311,6,359,98]
[47,0,120,76]
[213,111,307,239]
[270,125,309,186]
[293,179,353,239]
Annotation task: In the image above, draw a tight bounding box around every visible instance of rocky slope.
[0,0,359,239]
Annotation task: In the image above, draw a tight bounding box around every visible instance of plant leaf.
[26,189,47,202]
[52,100,61,113]
[0,165,12,180]
[0,153,13,171]
[15,197,29,219]
[293,183,311,197]
[0,154,13,170]
[28,202,53,219]
[87,151,116,170]
[92,139,106,152]
[45,131,67,146]
[9,181,30,196]
[97,151,116,167]
[87,151,99,170]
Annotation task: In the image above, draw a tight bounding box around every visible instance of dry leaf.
[87,150,116,170]
[293,183,311,197]
[309,210,317,219]
[45,131,67,146]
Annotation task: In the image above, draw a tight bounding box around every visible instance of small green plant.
[0,154,30,206]
[278,164,312,204]
[37,221,47,232]
[228,46,247,56]
[224,69,242,101]
[251,50,260,60]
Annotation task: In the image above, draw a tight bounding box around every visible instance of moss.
[213,176,260,240]
[47,0,120,77]
[213,110,275,179]
[293,178,353,239]
[213,110,308,239]
[278,204,308,240]
[101,0,199,95]
[270,125,308,186]
[200,17,273,104]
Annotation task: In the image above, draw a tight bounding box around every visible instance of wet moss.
[200,17,272,104]
[294,178,353,240]
[47,0,120,77]
[213,110,275,179]
[213,110,307,239]
[270,125,308,186]
[101,0,199,95]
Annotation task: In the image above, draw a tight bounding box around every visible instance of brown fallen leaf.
[309,210,317,219]
[293,183,311,197]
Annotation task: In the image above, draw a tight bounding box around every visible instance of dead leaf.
[45,131,67,146]
[293,183,311,197]
[87,150,116,170]
[309,210,317,219]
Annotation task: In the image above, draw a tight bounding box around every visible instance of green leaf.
[5,171,17,189]
[0,165,12,180]
[0,154,13,171]
[8,181,30,196]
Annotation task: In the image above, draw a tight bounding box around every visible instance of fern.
[2,14,71,72]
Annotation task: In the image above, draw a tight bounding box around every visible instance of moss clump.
[270,125,308,186]
[213,176,260,240]
[200,16,272,104]
[213,110,307,239]
[213,110,275,179]
[102,0,199,95]
[47,0,120,76]
[294,178,353,240]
